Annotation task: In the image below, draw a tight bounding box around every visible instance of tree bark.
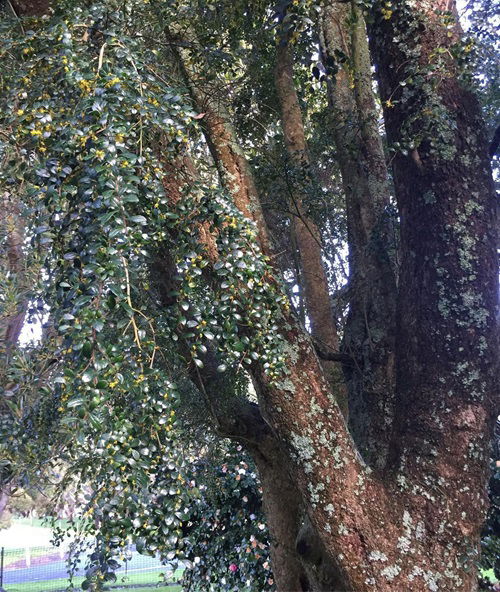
[274,39,348,418]
[239,417,309,592]
[319,1,397,468]
[369,0,499,588]
[0,192,27,519]
[179,5,498,587]
[0,192,26,360]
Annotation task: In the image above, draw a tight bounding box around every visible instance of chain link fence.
[0,544,181,592]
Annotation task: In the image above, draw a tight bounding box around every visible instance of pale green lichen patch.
[368,550,388,562]
[381,565,401,581]
[291,432,315,462]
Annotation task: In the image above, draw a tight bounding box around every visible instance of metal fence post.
[0,546,5,591]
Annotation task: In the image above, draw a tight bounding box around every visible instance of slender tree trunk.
[319,1,397,468]
[250,434,308,592]
[274,39,348,417]
[0,192,26,359]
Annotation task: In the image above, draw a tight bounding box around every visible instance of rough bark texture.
[369,0,499,588]
[182,4,498,588]
[319,1,397,468]
[274,40,348,418]
[167,35,272,256]
[245,423,308,592]
[10,3,498,590]
[0,192,26,360]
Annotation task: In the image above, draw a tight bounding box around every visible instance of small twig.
[97,42,107,73]
[313,339,354,365]
[6,0,25,34]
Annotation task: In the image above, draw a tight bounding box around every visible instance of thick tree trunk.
[319,1,397,468]
[19,4,496,589]
[274,40,348,418]
[369,0,498,588]
[180,6,498,587]
[249,432,308,592]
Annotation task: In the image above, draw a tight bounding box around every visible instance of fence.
[0,545,182,592]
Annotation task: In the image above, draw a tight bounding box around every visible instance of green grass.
[3,547,60,568]
[3,575,85,592]
[12,518,75,529]
[4,583,180,592]
[3,569,184,592]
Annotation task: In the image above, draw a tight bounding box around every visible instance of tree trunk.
[153,137,312,590]
[0,192,27,520]
[0,192,26,360]
[249,432,308,592]
[274,39,348,417]
[369,0,498,588]
[179,5,498,588]
[319,1,397,468]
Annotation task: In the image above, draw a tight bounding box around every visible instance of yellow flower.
[30,129,42,136]
[16,109,24,116]
[385,99,394,108]
[95,149,105,160]
[106,77,120,87]
[78,79,93,94]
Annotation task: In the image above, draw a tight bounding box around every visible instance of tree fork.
[319,0,397,469]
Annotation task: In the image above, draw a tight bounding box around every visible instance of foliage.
[0,0,497,590]
[0,1,287,588]
[177,443,274,592]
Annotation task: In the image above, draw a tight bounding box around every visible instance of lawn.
[3,547,63,568]
[2,569,184,592]
[3,583,181,592]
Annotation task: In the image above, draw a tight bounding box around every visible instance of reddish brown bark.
[180,5,497,588]
[274,40,348,417]
[153,145,310,591]
[250,431,308,592]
